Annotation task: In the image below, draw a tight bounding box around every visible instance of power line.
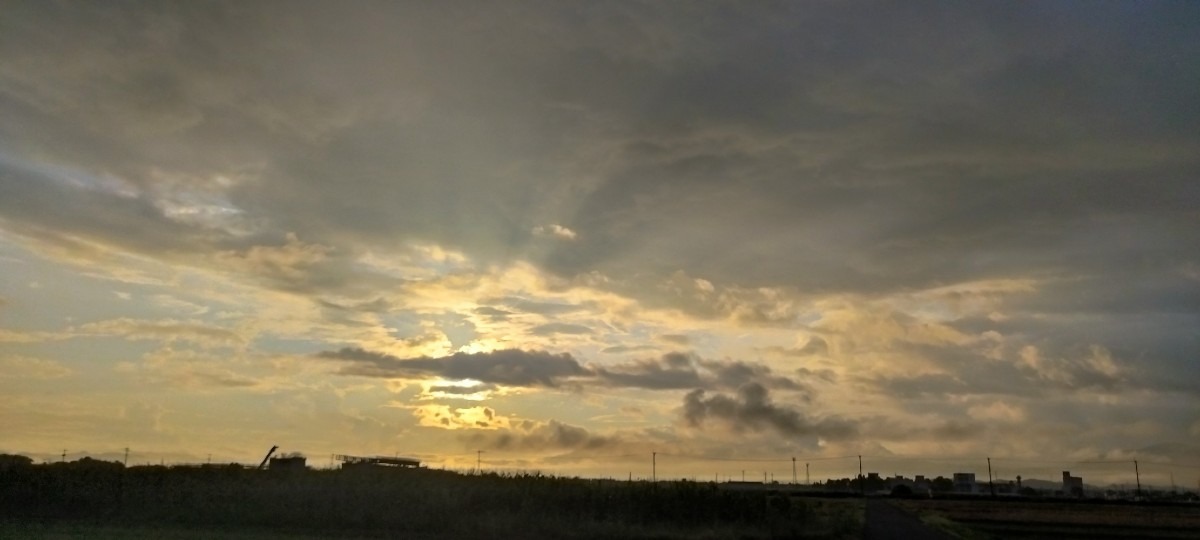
[853,455,1200,469]
[656,453,856,463]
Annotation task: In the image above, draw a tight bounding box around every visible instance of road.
[864,499,954,540]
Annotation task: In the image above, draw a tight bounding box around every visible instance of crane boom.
[258,445,279,469]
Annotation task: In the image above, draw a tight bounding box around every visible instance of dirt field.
[891,498,1200,539]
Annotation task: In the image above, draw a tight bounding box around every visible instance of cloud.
[0,328,54,344]
[682,383,856,440]
[485,297,590,316]
[928,420,983,440]
[873,373,970,400]
[473,306,512,321]
[967,401,1026,423]
[701,358,803,392]
[867,341,1144,402]
[321,348,805,396]
[411,404,511,430]
[528,323,593,336]
[319,348,590,387]
[600,344,658,354]
[1014,344,1132,392]
[763,337,828,357]
[532,224,577,241]
[0,317,247,347]
[226,235,329,277]
[2,2,1195,302]
[426,383,498,395]
[72,318,247,348]
[594,352,802,392]
[318,297,391,313]
[420,382,500,402]
[0,355,74,379]
[113,346,262,390]
[658,334,690,345]
[594,352,704,390]
[1,2,1196,473]
[464,419,617,452]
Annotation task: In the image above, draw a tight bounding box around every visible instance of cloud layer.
[1,2,1196,481]
[320,348,805,394]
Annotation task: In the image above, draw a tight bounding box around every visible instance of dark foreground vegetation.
[891,497,1200,539]
[0,458,862,539]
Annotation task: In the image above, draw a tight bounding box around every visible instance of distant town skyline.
[2,2,1197,486]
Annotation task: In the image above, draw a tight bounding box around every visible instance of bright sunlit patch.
[531,224,577,240]
[418,378,496,402]
[456,340,499,355]
[412,404,511,430]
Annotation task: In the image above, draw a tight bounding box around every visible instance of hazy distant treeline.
[0,456,861,539]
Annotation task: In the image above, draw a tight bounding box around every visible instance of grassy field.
[0,522,350,540]
[891,498,1200,539]
[0,464,863,539]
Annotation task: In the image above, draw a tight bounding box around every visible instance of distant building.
[885,475,928,496]
[720,481,774,492]
[863,472,886,493]
[335,454,421,469]
[1062,471,1083,497]
[913,475,931,495]
[953,472,977,493]
[269,454,307,471]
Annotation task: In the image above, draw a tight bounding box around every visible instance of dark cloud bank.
[684,383,857,441]
[3,1,1196,298]
[320,347,850,442]
[319,348,808,393]
[464,419,619,453]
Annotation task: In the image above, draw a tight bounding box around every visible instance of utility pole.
[1134,460,1141,499]
[61,450,66,463]
[987,457,995,497]
[806,462,810,485]
[123,448,129,467]
[792,457,797,484]
[858,455,864,496]
[742,470,745,482]
[652,452,656,482]
[476,450,483,474]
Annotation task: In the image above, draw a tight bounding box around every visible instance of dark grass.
[0,464,863,539]
[891,498,1200,540]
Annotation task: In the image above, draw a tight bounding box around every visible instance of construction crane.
[257,445,279,470]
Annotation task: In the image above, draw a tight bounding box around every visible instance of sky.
[1,1,1197,487]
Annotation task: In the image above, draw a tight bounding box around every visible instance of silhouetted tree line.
[0,455,860,538]
[817,475,955,493]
